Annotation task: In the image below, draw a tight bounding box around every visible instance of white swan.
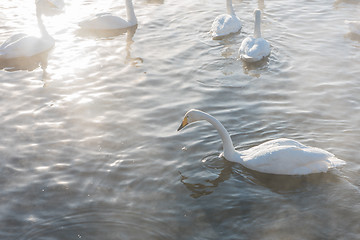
[210,0,242,39]
[178,109,345,175]
[0,3,54,59]
[36,0,65,11]
[79,0,137,30]
[345,20,360,35]
[239,9,270,63]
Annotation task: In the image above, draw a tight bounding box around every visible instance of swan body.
[211,0,242,39]
[79,0,137,30]
[178,109,345,175]
[36,0,65,10]
[0,4,54,59]
[0,36,54,59]
[239,9,270,62]
[345,20,360,35]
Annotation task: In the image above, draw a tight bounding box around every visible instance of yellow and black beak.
[177,117,188,131]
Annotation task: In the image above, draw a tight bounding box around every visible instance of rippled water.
[1,0,360,239]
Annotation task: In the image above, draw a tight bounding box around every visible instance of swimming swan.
[79,0,137,30]
[210,0,242,39]
[0,3,54,59]
[177,109,345,175]
[36,0,65,11]
[239,9,270,62]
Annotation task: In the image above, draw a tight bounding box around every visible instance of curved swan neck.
[36,6,51,39]
[254,10,262,38]
[226,0,235,16]
[196,111,235,156]
[126,0,137,24]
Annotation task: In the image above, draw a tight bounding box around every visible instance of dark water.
[0,0,359,239]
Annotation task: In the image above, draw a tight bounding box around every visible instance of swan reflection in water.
[179,161,233,199]
[241,57,269,77]
[76,25,143,66]
[0,51,50,72]
[180,159,343,198]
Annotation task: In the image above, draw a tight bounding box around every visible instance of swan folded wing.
[211,14,241,38]
[240,140,343,175]
[79,14,130,30]
[0,34,28,50]
[240,37,270,62]
[0,36,53,59]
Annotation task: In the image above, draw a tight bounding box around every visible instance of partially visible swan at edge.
[0,2,54,59]
[36,0,65,11]
[79,0,137,30]
[239,9,270,63]
[177,109,346,175]
[210,0,242,39]
[345,20,360,35]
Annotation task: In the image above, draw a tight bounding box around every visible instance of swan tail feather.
[328,156,346,167]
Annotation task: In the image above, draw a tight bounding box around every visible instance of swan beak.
[177,117,188,131]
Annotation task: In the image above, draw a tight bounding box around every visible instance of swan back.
[79,14,130,30]
[0,36,54,59]
[210,0,242,39]
[0,34,27,49]
[238,138,345,175]
[239,36,270,62]
[79,0,137,30]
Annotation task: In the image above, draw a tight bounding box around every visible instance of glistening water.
[0,0,359,239]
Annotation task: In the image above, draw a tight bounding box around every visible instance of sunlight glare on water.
[0,0,360,239]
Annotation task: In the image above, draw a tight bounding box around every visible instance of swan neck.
[254,12,261,38]
[226,0,235,16]
[126,0,137,24]
[199,112,235,157]
[36,7,51,39]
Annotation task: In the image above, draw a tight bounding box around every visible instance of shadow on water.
[0,50,51,72]
[179,164,233,198]
[334,0,360,7]
[345,32,360,42]
[241,57,269,77]
[180,153,344,198]
[238,166,343,194]
[75,25,137,39]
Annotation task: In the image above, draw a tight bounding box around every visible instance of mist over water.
[0,0,360,239]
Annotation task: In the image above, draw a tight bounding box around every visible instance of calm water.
[1,0,360,239]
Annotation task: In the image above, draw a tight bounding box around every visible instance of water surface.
[0,0,360,239]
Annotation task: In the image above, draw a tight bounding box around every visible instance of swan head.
[254,9,261,18]
[177,109,205,131]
